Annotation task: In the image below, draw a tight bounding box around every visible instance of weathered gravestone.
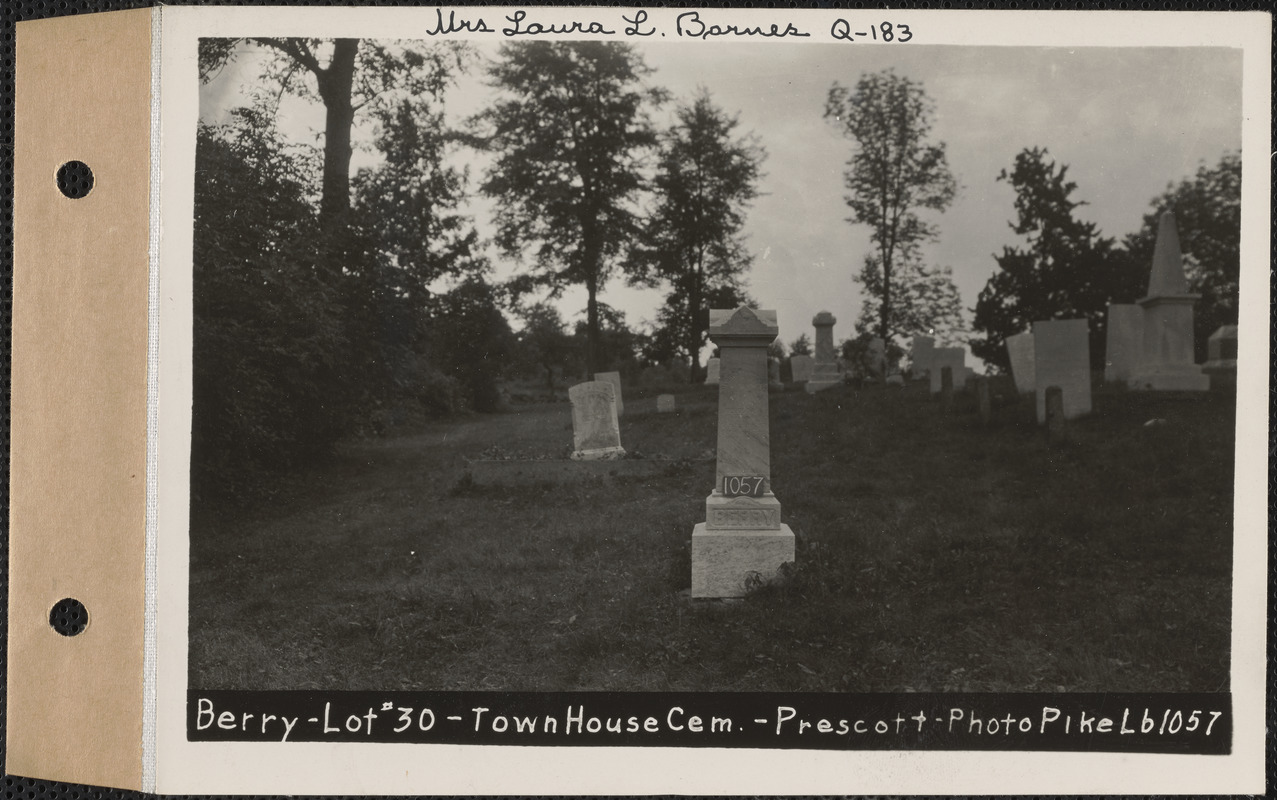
[1033,319,1092,424]
[594,370,624,416]
[805,311,842,393]
[657,393,676,413]
[569,381,625,460]
[910,335,935,380]
[1005,332,1035,395]
[1128,212,1208,391]
[704,357,721,386]
[790,354,814,384]
[1202,324,1238,389]
[1104,304,1144,384]
[929,348,966,395]
[692,308,795,598]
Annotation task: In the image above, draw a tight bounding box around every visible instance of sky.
[202,40,1242,364]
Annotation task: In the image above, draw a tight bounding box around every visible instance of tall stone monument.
[692,308,795,598]
[568,381,624,460]
[1005,332,1036,395]
[1103,304,1144,384]
[1128,212,1208,391]
[1033,319,1092,424]
[805,311,841,393]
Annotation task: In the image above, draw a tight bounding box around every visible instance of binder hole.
[56,160,94,199]
[49,598,88,636]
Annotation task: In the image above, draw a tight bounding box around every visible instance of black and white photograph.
[146,6,1267,793]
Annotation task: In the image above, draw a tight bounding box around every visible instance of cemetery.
[186,40,1244,702]
[189,306,1235,695]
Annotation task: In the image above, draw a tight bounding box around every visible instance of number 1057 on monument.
[723,476,765,497]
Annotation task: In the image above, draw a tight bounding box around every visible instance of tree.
[572,304,641,377]
[192,115,347,497]
[1121,151,1241,362]
[199,38,470,235]
[428,278,516,413]
[517,302,575,391]
[970,147,1142,370]
[344,95,490,411]
[632,90,765,381]
[824,70,958,346]
[477,41,665,375]
[789,334,812,356]
[852,239,966,347]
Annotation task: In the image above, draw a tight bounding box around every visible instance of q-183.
[831,20,913,43]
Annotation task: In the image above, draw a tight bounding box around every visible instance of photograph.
[185,28,1242,701]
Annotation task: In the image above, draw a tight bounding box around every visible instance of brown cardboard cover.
[9,8,153,790]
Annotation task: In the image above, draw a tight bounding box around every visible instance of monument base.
[1128,367,1209,392]
[691,523,795,598]
[570,446,625,461]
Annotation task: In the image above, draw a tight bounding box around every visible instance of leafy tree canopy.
[631,89,765,381]
[971,147,1142,370]
[476,41,666,374]
[825,69,958,345]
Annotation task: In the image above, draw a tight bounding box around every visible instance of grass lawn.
[188,377,1234,693]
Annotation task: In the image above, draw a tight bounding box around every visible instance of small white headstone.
[704,358,721,386]
[1033,319,1092,424]
[1005,332,1035,395]
[1202,324,1238,388]
[569,381,624,459]
[657,394,676,413]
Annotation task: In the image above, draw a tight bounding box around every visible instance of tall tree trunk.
[581,220,603,376]
[316,39,358,231]
[585,274,600,376]
[879,239,894,343]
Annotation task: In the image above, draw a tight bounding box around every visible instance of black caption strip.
[189,691,1229,754]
